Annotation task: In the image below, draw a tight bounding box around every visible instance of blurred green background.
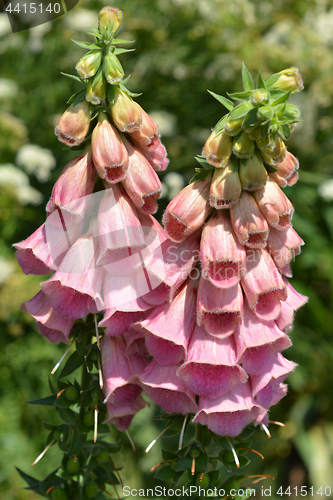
[1,0,333,498]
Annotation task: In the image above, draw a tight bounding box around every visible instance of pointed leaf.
[189,170,212,184]
[72,40,101,50]
[57,407,77,426]
[162,449,176,461]
[16,468,40,488]
[257,71,267,90]
[154,465,175,480]
[195,156,214,170]
[208,90,235,111]
[118,83,141,97]
[73,89,87,107]
[265,73,280,88]
[214,115,227,134]
[113,38,134,44]
[60,73,86,86]
[114,47,135,55]
[227,90,253,100]
[27,394,57,406]
[272,89,292,106]
[242,63,254,91]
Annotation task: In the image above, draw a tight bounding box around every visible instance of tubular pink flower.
[20,291,74,344]
[97,183,145,266]
[121,138,162,214]
[14,223,55,275]
[91,114,129,183]
[123,329,149,356]
[139,361,198,414]
[235,302,291,375]
[163,178,212,243]
[46,150,96,216]
[41,222,104,319]
[101,335,149,404]
[177,324,247,400]
[230,191,269,248]
[100,310,148,335]
[241,247,287,321]
[253,175,294,230]
[133,278,197,366]
[55,100,91,147]
[200,210,246,288]
[275,278,308,333]
[105,397,147,431]
[251,352,297,408]
[109,88,142,133]
[267,225,304,276]
[209,160,242,209]
[129,107,161,150]
[136,142,169,171]
[270,150,299,187]
[193,382,262,437]
[197,279,243,338]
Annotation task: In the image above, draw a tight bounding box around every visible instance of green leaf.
[242,63,254,91]
[272,89,292,106]
[118,83,141,97]
[57,407,77,426]
[72,40,101,50]
[196,452,208,470]
[57,351,85,379]
[113,38,134,44]
[16,468,40,489]
[154,465,175,480]
[162,449,176,461]
[114,47,135,55]
[88,29,103,39]
[69,430,87,454]
[73,90,87,107]
[60,72,86,86]
[257,71,267,89]
[214,115,227,134]
[195,156,213,170]
[227,90,253,100]
[27,394,57,406]
[175,456,192,472]
[229,101,253,121]
[208,90,235,111]
[208,469,220,484]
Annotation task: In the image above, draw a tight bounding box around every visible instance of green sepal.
[257,71,267,89]
[57,351,85,379]
[189,169,212,184]
[57,407,77,426]
[264,72,281,88]
[118,82,141,97]
[60,72,86,86]
[69,429,87,455]
[16,468,43,492]
[89,28,103,40]
[208,90,235,111]
[67,89,87,105]
[162,449,176,460]
[72,40,101,50]
[242,63,254,91]
[195,451,208,470]
[195,156,214,170]
[113,47,135,55]
[27,394,57,406]
[214,115,227,134]
[280,123,291,140]
[174,456,192,472]
[229,101,254,121]
[113,38,135,44]
[208,469,220,484]
[227,90,253,100]
[272,88,292,106]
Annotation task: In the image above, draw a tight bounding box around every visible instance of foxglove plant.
[14,5,308,497]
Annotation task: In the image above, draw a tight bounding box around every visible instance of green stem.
[195,423,204,444]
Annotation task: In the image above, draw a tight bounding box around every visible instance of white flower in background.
[0,164,43,205]
[149,110,177,136]
[0,256,15,286]
[28,22,52,52]
[16,144,56,182]
[0,13,11,37]
[0,79,18,100]
[318,179,333,201]
[163,172,185,199]
[63,8,97,31]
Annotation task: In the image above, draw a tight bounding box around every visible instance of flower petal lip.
[230,191,269,249]
[253,175,294,230]
[55,100,91,147]
[209,160,242,209]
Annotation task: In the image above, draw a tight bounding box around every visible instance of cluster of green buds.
[200,65,302,202]
[75,6,130,104]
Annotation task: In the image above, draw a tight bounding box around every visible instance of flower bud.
[283,103,301,120]
[266,68,303,93]
[55,100,91,147]
[257,105,274,122]
[98,6,123,31]
[209,159,242,209]
[260,137,286,166]
[253,175,294,230]
[75,50,102,79]
[109,88,142,132]
[270,150,299,187]
[232,131,255,158]
[129,107,160,150]
[202,129,232,168]
[225,101,253,136]
[86,69,106,105]
[239,155,268,191]
[256,135,275,152]
[104,49,124,84]
[242,108,261,134]
[251,89,270,106]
